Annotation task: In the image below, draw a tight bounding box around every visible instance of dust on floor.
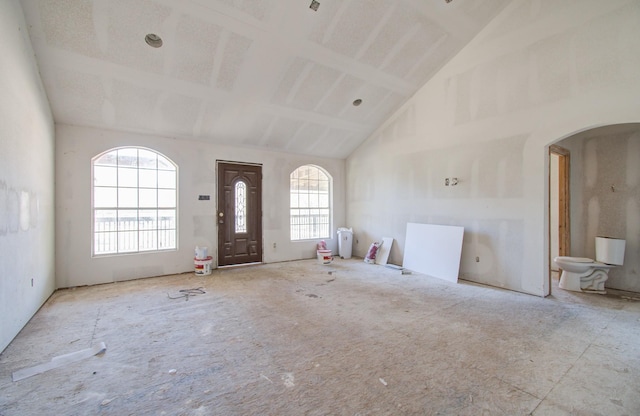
[1,259,639,415]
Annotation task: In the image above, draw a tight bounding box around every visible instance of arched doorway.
[547,123,640,294]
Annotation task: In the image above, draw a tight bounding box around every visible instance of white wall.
[56,124,345,288]
[346,0,640,296]
[0,0,55,352]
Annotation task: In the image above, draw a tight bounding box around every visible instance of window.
[290,165,331,240]
[235,180,247,233]
[92,147,177,255]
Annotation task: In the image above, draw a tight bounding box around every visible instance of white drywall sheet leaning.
[375,237,393,265]
[403,223,464,283]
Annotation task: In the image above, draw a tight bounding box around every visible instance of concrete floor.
[1,259,639,415]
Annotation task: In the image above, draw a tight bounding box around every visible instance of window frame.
[91,146,178,257]
[289,164,332,241]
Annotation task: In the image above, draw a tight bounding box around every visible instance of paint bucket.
[317,249,333,265]
[194,256,213,275]
[195,246,208,260]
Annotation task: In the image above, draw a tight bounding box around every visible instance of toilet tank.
[595,236,626,265]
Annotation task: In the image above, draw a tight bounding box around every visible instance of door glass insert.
[235,180,247,233]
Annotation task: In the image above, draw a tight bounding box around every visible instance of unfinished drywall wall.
[558,124,640,293]
[55,124,345,288]
[0,0,55,352]
[346,0,640,295]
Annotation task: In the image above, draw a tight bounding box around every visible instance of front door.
[217,162,263,266]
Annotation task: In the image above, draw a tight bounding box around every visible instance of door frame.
[216,160,263,267]
[549,145,570,290]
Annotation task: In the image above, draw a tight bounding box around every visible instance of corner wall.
[346,0,640,295]
[55,124,345,288]
[0,0,55,352]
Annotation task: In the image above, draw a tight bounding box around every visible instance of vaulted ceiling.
[21,0,511,158]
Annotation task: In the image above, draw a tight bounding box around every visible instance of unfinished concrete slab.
[1,259,639,415]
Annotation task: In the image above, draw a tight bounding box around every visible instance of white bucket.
[195,246,208,260]
[194,256,213,275]
[317,249,333,265]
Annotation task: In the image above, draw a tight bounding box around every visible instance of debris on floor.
[167,287,205,301]
[379,378,388,386]
[12,341,107,382]
[364,242,381,264]
[281,373,295,388]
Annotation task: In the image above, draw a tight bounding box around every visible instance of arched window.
[92,147,177,255]
[290,165,331,240]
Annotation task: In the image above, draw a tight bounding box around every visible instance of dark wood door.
[217,162,262,266]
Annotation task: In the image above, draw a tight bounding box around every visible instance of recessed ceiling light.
[309,0,320,11]
[145,33,163,48]
[353,99,362,106]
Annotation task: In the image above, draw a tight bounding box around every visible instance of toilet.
[554,236,626,294]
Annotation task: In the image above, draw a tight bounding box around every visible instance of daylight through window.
[92,147,177,255]
[290,165,331,240]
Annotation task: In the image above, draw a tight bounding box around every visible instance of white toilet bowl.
[553,236,626,294]
[554,257,616,293]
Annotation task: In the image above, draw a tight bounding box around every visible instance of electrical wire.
[167,287,205,301]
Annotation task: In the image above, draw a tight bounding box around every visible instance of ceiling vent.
[309,1,320,11]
